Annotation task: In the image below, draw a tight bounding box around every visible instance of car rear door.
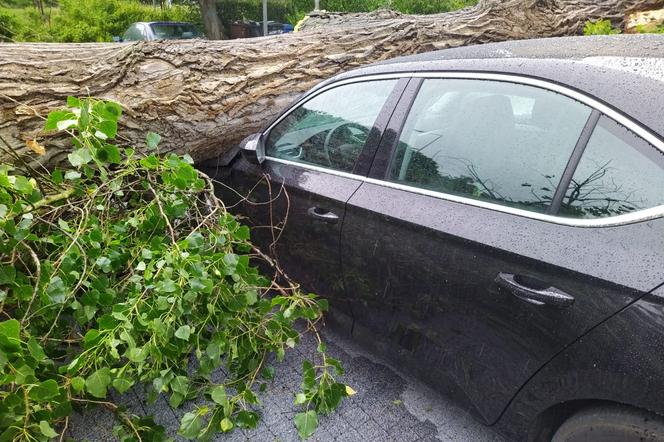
[205,77,407,314]
[340,75,664,423]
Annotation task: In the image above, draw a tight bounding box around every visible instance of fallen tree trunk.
[1,0,662,165]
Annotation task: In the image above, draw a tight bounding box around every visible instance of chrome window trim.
[263,72,664,228]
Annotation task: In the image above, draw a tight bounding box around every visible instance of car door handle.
[307,206,339,224]
[495,273,574,309]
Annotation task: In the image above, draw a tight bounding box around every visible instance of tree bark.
[199,0,224,40]
[0,0,662,166]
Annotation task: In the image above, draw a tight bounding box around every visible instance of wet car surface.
[200,35,664,441]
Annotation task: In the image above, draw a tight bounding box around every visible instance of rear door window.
[266,80,398,173]
[388,79,592,213]
[559,116,664,219]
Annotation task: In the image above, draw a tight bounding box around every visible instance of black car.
[200,35,664,441]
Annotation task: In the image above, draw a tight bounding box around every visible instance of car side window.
[559,116,664,219]
[266,80,397,173]
[388,79,592,214]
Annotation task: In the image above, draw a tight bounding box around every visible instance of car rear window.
[149,23,201,40]
[559,116,664,219]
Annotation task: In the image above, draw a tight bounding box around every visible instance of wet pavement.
[68,326,506,441]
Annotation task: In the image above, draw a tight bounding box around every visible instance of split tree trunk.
[0,0,661,166]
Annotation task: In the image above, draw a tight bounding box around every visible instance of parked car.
[118,21,203,42]
[199,35,664,442]
[230,20,293,39]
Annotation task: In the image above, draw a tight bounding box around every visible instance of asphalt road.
[68,326,506,441]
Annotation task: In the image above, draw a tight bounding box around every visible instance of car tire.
[551,404,664,442]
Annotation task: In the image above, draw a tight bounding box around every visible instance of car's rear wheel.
[551,404,664,442]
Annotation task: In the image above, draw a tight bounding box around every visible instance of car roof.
[326,35,664,140]
[133,21,194,25]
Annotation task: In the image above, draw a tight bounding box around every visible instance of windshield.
[149,23,201,40]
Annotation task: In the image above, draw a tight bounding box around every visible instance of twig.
[59,416,69,442]
[147,177,176,244]
[19,243,40,326]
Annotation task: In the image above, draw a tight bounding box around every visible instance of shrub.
[0,7,58,42]
[583,19,621,35]
[0,9,18,41]
[0,98,350,440]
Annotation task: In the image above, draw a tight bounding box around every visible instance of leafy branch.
[0,97,352,441]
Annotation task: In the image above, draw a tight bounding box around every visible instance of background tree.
[198,0,224,39]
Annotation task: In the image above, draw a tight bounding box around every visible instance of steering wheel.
[322,122,370,168]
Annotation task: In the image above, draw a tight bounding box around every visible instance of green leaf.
[0,350,7,370]
[71,376,85,393]
[169,392,185,408]
[44,110,75,131]
[96,121,118,140]
[78,100,90,129]
[210,385,226,405]
[235,410,258,429]
[112,377,134,394]
[57,119,78,131]
[171,376,189,395]
[0,319,21,352]
[294,393,307,405]
[27,337,46,361]
[294,410,318,439]
[97,144,121,163]
[174,325,191,341]
[0,266,15,285]
[126,347,146,363]
[146,132,161,150]
[219,417,233,432]
[325,357,344,376]
[46,276,67,304]
[15,364,36,384]
[100,101,122,121]
[66,96,80,108]
[302,360,315,390]
[178,411,202,439]
[140,155,159,169]
[29,379,60,402]
[244,290,258,306]
[39,420,59,438]
[86,367,111,398]
[68,148,92,167]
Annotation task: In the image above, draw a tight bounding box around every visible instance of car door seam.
[491,278,664,426]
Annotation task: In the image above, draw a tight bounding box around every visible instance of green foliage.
[0,0,200,42]
[219,0,478,27]
[0,98,350,440]
[583,19,621,36]
[0,9,18,41]
[584,18,664,36]
[635,23,664,34]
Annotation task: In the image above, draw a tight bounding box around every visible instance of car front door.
[341,76,664,423]
[206,78,406,314]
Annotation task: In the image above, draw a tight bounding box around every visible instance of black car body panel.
[201,35,664,441]
[495,282,664,441]
[341,182,664,424]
